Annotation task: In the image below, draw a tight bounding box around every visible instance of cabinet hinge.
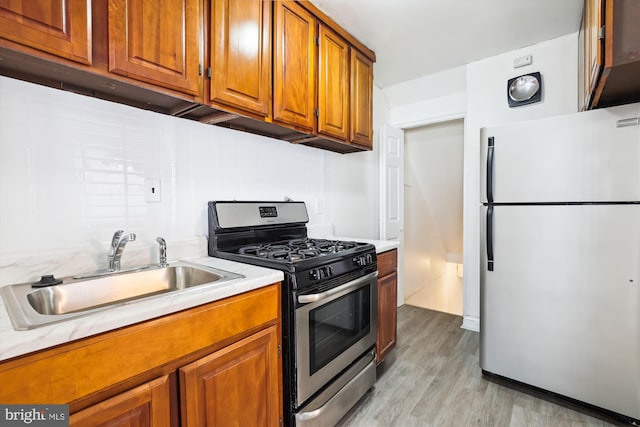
[207,67,212,79]
[198,64,203,76]
[598,25,605,40]
[314,108,319,117]
[279,417,283,427]
[315,36,319,46]
[277,344,281,358]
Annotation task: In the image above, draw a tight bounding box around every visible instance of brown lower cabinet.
[70,375,172,427]
[0,283,282,427]
[180,325,280,427]
[376,249,398,364]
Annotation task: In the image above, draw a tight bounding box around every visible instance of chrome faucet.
[156,237,168,267]
[108,230,136,272]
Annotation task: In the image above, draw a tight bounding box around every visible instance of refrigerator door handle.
[487,136,495,204]
[487,205,494,271]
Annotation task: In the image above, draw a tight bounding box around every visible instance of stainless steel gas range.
[208,201,377,427]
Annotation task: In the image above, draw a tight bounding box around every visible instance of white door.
[379,124,404,304]
[379,124,404,240]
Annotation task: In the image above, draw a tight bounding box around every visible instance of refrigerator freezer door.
[480,204,640,420]
[480,104,640,204]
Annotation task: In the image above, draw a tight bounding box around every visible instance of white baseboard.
[461,315,480,332]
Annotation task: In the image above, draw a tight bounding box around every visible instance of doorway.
[403,119,464,315]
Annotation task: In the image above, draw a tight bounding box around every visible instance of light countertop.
[309,234,399,254]
[0,257,283,362]
[0,235,397,362]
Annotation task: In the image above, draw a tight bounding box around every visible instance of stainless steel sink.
[0,262,243,330]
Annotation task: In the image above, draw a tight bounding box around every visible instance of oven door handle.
[297,271,378,304]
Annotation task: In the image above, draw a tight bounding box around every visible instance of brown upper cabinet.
[209,0,272,118]
[350,50,374,149]
[317,24,350,141]
[0,0,376,153]
[274,0,376,152]
[107,0,201,96]
[0,0,91,64]
[579,0,640,110]
[273,0,317,134]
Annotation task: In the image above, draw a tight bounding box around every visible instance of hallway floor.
[404,262,463,315]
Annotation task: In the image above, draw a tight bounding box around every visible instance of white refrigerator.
[479,103,640,423]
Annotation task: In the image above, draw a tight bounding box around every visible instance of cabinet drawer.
[377,249,397,278]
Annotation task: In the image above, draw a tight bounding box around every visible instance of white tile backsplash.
[0,76,329,285]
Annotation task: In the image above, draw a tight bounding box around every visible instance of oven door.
[294,271,377,407]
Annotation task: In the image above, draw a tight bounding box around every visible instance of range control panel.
[259,206,278,218]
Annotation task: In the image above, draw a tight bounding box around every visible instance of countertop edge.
[0,257,284,362]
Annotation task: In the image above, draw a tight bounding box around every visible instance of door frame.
[383,109,470,327]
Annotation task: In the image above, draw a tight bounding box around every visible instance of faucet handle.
[110,230,124,254]
[157,237,168,267]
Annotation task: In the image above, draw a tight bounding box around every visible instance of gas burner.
[239,244,290,259]
[288,238,358,254]
[288,238,317,250]
[239,243,323,261]
[236,238,365,264]
[298,248,321,258]
[238,245,271,257]
[269,246,293,260]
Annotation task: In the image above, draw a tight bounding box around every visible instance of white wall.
[386,66,466,129]
[383,65,466,108]
[0,76,332,285]
[325,85,389,239]
[0,75,389,286]
[462,32,579,330]
[382,32,579,330]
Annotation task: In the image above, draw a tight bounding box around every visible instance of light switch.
[145,178,161,202]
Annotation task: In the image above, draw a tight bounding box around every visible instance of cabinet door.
[210,0,271,117]
[376,272,398,364]
[273,0,316,133]
[317,24,349,141]
[0,0,91,64]
[350,50,373,149]
[69,375,171,427]
[108,0,201,95]
[580,0,603,109]
[180,325,281,427]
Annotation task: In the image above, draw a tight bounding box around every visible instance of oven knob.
[353,256,365,266]
[366,254,374,265]
[310,268,325,280]
[322,266,333,278]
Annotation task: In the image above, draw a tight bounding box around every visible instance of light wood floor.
[337,305,625,427]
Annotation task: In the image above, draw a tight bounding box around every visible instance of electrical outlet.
[513,55,532,68]
[145,178,161,202]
